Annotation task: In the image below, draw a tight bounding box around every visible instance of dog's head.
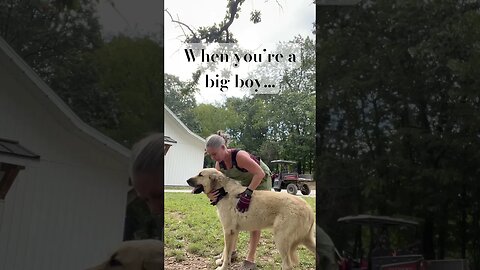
[186,168,226,194]
[86,240,163,270]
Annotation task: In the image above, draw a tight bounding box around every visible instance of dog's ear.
[209,172,221,182]
[208,172,225,190]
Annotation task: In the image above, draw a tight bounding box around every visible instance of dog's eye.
[198,173,202,176]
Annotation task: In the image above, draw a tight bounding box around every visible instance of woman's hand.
[236,188,253,212]
[207,189,220,202]
[208,188,228,205]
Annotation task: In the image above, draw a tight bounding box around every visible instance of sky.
[165,0,315,104]
[95,0,314,104]
[95,0,163,41]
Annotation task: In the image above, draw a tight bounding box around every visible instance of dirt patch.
[165,253,248,270]
[169,211,186,220]
[165,253,211,270]
[306,181,316,190]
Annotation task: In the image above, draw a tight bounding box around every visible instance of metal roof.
[164,105,205,144]
[164,136,177,144]
[270,160,297,164]
[337,215,419,226]
[0,138,40,160]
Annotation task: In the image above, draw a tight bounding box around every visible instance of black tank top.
[219,148,260,172]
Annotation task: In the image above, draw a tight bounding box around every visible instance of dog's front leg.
[216,229,238,270]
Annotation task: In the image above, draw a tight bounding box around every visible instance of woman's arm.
[235,150,265,190]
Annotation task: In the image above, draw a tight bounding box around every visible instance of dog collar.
[211,187,228,206]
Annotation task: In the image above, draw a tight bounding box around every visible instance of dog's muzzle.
[187,178,204,194]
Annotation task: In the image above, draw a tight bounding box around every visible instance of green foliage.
[259,37,316,172]
[0,0,120,128]
[193,103,241,138]
[92,36,163,146]
[316,0,480,266]
[250,10,262,23]
[165,74,200,134]
[168,0,270,43]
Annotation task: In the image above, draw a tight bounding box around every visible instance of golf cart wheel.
[274,188,281,192]
[300,184,311,195]
[286,183,298,195]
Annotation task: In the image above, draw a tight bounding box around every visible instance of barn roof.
[164,105,205,144]
[0,37,130,159]
[164,136,177,144]
[0,138,40,160]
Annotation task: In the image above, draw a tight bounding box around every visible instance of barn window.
[0,138,39,200]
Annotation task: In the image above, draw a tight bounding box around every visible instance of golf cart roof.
[337,215,419,227]
[271,160,297,164]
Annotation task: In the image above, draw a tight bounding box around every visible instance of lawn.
[165,192,316,269]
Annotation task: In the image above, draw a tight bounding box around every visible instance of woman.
[130,133,163,216]
[205,131,272,270]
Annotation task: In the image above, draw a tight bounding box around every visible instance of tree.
[92,36,163,147]
[260,37,316,173]
[193,103,241,138]
[165,0,263,43]
[165,74,200,133]
[316,0,480,266]
[0,0,121,131]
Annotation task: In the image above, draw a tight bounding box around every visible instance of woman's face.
[206,145,227,162]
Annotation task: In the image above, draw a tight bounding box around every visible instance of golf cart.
[270,160,312,195]
[336,215,469,270]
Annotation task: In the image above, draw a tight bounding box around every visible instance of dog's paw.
[215,258,223,266]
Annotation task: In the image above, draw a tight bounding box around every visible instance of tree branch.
[165,9,198,41]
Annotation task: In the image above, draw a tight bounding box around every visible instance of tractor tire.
[301,184,311,195]
[274,188,281,192]
[286,183,298,195]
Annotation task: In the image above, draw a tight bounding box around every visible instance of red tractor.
[270,159,312,195]
[336,215,469,270]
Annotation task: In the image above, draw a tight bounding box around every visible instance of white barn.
[164,105,205,186]
[0,38,131,269]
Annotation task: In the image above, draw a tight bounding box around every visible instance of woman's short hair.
[205,130,230,149]
[129,133,163,182]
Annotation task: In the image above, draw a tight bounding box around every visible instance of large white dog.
[187,168,316,270]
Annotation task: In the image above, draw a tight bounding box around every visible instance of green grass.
[165,193,316,269]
